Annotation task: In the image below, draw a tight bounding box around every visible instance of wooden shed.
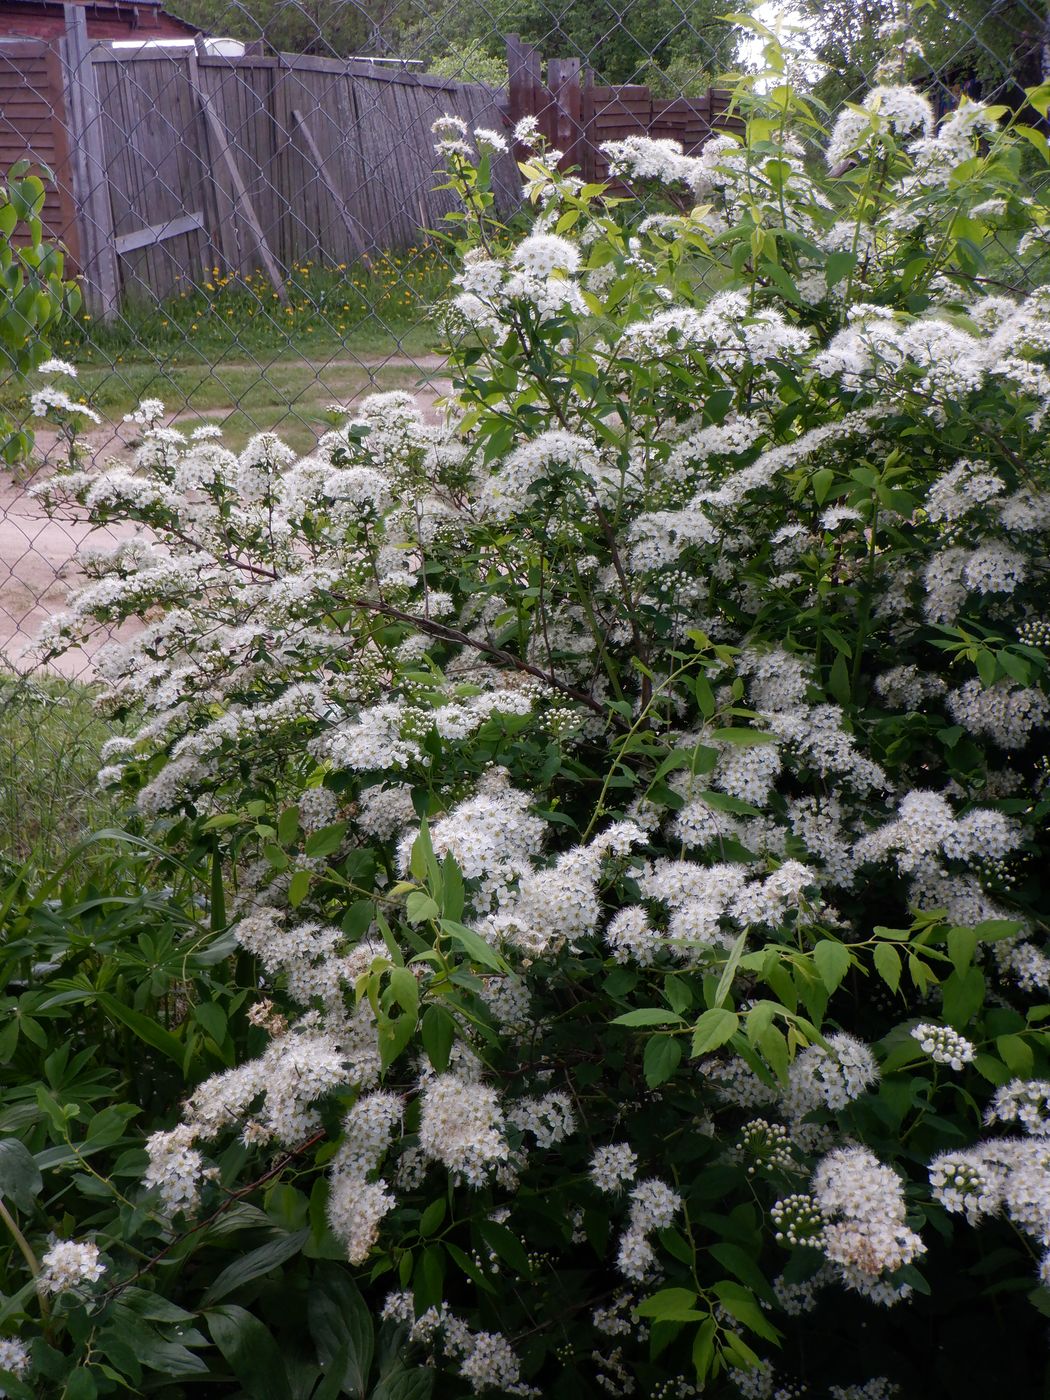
[0,2,201,266]
[0,0,199,43]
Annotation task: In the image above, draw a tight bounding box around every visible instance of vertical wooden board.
[352,75,395,252]
[335,71,372,265]
[173,50,216,282]
[273,61,310,270]
[68,24,119,316]
[43,43,80,263]
[191,52,241,274]
[392,81,433,244]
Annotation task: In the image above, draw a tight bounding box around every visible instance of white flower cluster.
[38,1239,106,1295]
[910,1023,975,1071]
[419,1071,508,1186]
[812,1147,925,1302]
[590,1143,639,1193]
[386,1295,539,1397]
[0,1337,30,1381]
[327,1091,402,1263]
[616,1178,681,1281]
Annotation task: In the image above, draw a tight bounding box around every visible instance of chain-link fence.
[1,0,1048,861]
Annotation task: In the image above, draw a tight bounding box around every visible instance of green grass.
[66,247,454,367]
[0,674,129,873]
[0,250,457,449]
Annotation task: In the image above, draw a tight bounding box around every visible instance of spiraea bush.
[9,36,1050,1399]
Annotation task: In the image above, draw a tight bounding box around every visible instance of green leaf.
[371,1366,434,1400]
[691,1008,740,1057]
[202,1228,309,1306]
[97,993,185,1067]
[873,942,901,995]
[947,926,978,976]
[419,1198,446,1236]
[389,967,420,1019]
[277,806,299,845]
[644,1035,683,1088]
[0,1137,43,1211]
[713,1281,781,1341]
[421,1005,455,1072]
[828,650,850,706]
[812,939,851,994]
[812,467,835,505]
[692,1317,717,1382]
[304,823,347,858]
[406,891,441,925]
[288,869,311,908]
[941,967,985,1030]
[714,930,748,1008]
[194,1002,227,1047]
[307,1267,374,1398]
[438,920,509,973]
[63,1370,98,1400]
[996,1033,1034,1076]
[477,1219,531,1276]
[611,1009,685,1028]
[206,1306,292,1400]
[708,1245,774,1303]
[635,1287,700,1321]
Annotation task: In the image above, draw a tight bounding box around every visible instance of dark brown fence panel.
[507,34,745,187]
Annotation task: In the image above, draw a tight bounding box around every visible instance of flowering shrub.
[13,59,1050,1398]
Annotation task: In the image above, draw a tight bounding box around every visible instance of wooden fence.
[0,8,520,318]
[506,35,744,186]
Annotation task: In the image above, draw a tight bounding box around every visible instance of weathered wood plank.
[61,7,119,319]
[114,209,205,255]
[186,42,287,301]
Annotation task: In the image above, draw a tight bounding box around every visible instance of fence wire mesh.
[1,0,1049,863]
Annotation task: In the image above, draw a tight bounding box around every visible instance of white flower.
[39,1239,106,1294]
[144,1124,205,1214]
[0,1337,29,1382]
[590,1143,638,1193]
[473,126,508,153]
[419,1073,507,1185]
[910,1023,975,1071]
[38,357,77,377]
[510,233,581,277]
[30,386,101,422]
[512,115,542,147]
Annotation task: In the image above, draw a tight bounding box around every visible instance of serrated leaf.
[691,1008,739,1056]
[812,939,851,994]
[438,919,509,972]
[304,822,347,858]
[644,1035,683,1088]
[406,891,441,925]
[873,942,901,995]
[612,1008,685,1028]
